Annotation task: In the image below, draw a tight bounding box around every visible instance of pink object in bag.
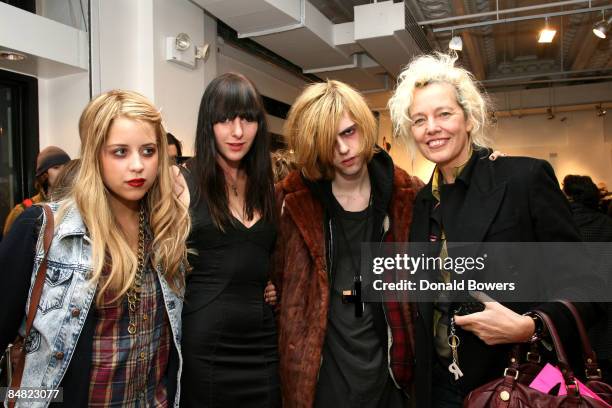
[529,363,611,407]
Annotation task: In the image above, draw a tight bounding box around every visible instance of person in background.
[0,90,190,407]
[563,174,612,384]
[563,175,612,242]
[596,182,612,217]
[167,132,183,163]
[271,149,296,183]
[49,159,81,201]
[2,146,71,235]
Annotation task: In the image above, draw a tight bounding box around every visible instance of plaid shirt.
[382,230,415,389]
[88,256,171,407]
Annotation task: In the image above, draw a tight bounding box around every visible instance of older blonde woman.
[388,53,599,408]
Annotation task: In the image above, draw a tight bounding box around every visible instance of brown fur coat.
[272,164,423,407]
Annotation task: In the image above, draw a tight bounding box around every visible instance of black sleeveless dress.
[180,170,280,407]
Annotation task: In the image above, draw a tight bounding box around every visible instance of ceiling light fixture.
[596,104,607,117]
[538,17,556,43]
[0,51,26,61]
[593,11,612,39]
[175,33,192,51]
[449,30,463,51]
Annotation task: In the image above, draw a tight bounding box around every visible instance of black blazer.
[409,149,602,407]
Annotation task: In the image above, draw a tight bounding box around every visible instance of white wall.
[492,111,612,188]
[38,72,89,157]
[217,42,306,105]
[152,0,207,156]
[95,0,155,98]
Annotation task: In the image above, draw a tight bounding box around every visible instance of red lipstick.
[127,178,145,187]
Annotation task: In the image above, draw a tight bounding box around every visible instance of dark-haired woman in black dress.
[177,72,280,407]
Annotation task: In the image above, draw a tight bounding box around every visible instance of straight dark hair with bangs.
[190,72,275,230]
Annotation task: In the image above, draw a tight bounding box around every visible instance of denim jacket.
[6,203,184,408]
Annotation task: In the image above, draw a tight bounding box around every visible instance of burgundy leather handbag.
[463,307,611,408]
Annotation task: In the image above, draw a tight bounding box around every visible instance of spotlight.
[593,13,612,39]
[449,35,463,51]
[0,51,26,61]
[538,18,556,43]
[546,107,555,120]
[448,29,463,51]
[596,104,607,117]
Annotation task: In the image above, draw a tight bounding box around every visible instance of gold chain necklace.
[127,207,146,335]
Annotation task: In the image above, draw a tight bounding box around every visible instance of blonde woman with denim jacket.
[0,90,190,407]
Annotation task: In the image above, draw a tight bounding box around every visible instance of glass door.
[0,70,38,241]
[0,85,16,235]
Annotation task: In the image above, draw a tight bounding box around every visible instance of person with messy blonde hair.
[273,79,423,407]
[388,53,600,407]
[0,90,190,407]
[389,52,492,156]
[284,80,378,180]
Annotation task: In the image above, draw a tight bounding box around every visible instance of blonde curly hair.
[388,52,493,155]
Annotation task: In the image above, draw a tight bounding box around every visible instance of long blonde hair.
[59,90,190,305]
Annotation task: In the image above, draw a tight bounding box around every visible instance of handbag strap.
[533,309,581,394]
[557,300,602,380]
[9,205,54,394]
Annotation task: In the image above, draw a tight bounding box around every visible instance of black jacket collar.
[412,147,507,243]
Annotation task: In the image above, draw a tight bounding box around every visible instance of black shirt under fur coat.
[409,148,603,408]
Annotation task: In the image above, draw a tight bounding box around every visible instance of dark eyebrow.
[338,123,356,136]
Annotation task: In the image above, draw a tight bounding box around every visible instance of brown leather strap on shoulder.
[9,205,54,397]
[24,205,54,336]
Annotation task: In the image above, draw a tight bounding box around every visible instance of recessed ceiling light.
[0,51,26,61]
